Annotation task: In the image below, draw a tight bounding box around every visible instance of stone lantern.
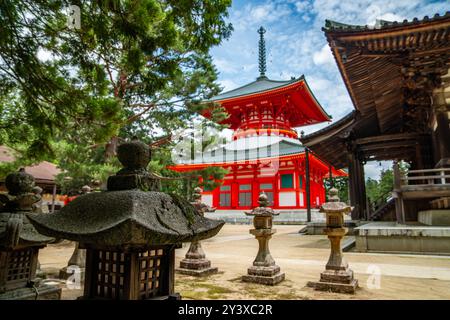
[28,139,224,300]
[307,188,358,294]
[176,187,218,276]
[242,192,285,285]
[0,169,61,300]
[59,186,91,282]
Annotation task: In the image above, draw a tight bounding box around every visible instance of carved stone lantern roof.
[319,188,352,214]
[0,169,54,249]
[245,192,279,217]
[28,139,224,250]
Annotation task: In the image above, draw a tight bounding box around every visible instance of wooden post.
[347,152,358,220]
[305,148,311,222]
[433,89,450,162]
[356,159,367,220]
[51,184,57,213]
[329,165,333,188]
[393,161,405,224]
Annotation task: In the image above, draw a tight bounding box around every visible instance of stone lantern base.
[307,269,358,294]
[176,259,218,276]
[176,241,218,277]
[242,265,285,286]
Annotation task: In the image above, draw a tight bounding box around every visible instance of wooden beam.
[359,141,417,152]
[355,133,425,145]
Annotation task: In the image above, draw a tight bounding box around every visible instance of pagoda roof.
[169,135,347,177]
[203,76,331,129]
[206,76,300,102]
[177,136,304,165]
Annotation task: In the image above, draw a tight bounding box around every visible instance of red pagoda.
[170,27,346,210]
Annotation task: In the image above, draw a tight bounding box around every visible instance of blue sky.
[209,0,448,179]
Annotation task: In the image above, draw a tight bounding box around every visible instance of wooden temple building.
[170,27,346,211]
[300,13,450,253]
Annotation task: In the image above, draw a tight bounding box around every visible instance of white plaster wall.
[279,192,296,206]
[202,194,213,207]
[299,192,304,206]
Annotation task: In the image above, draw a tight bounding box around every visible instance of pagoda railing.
[233,128,298,140]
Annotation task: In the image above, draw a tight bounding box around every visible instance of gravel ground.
[38,224,450,300]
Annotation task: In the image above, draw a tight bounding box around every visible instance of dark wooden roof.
[300,12,450,169]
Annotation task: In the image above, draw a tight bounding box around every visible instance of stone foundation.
[418,210,450,226]
[242,265,285,286]
[176,258,218,276]
[355,222,450,254]
[176,241,219,277]
[307,268,358,294]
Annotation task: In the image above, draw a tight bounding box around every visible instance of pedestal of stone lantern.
[242,193,285,285]
[176,187,218,276]
[29,139,224,300]
[307,188,358,294]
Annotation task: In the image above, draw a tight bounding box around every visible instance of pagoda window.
[280,174,294,189]
[267,145,272,157]
[299,175,303,189]
[248,110,258,122]
[276,113,285,121]
[238,184,252,207]
[260,183,274,206]
[262,108,273,120]
[219,185,231,207]
[219,193,231,207]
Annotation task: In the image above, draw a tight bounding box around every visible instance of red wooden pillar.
[294,160,300,208]
[230,165,238,209]
[274,172,280,208]
[305,148,312,221]
[252,165,259,208]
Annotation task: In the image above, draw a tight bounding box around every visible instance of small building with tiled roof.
[0,146,61,192]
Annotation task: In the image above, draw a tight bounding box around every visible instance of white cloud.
[36,48,53,62]
[364,161,393,181]
[214,57,239,74]
[294,1,312,13]
[313,44,334,66]
[218,79,239,92]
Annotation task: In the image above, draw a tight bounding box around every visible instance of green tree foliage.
[324,177,349,203]
[365,162,409,205]
[0,0,233,192]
